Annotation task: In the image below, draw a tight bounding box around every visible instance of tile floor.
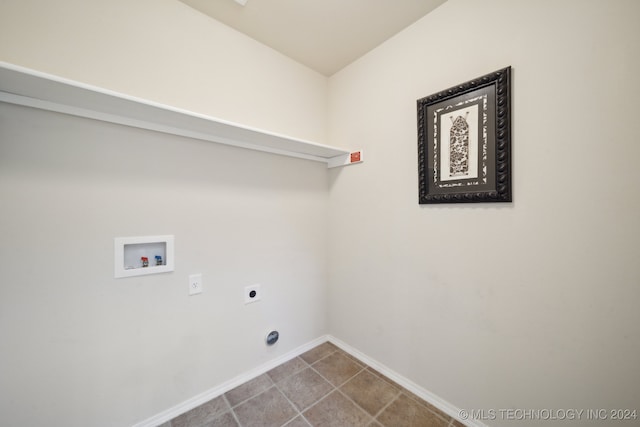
[162,342,465,427]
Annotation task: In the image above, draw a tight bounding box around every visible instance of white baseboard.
[326,335,489,427]
[134,334,488,427]
[132,335,329,427]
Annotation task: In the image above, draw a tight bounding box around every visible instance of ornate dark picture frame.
[417,66,511,204]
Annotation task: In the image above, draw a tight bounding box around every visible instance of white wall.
[0,0,327,143]
[3,0,640,426]
[327,0,640,425]
[0,1,329,426]
[0,103,328,427]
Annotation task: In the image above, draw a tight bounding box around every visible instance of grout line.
[140,337,331,427]
[222,394,242,427]
[305,347,339,366]
[294,387,334,414]
[181,340,456,427]
[309,346,451,426]
[330,367,405,425]
[290,366,338,413]
[371,389,403,421]
[271,381,304,426]
[227,375,276,409]
[327,336,479,426]
[306,363,337,389]
[302,355,382,422]
[268,357,311,384]
[267,357,335,416]
[333,387,375,424]
[307,366,342,398]
[398,390,453,425]
[334,364,367,388]
[308,350,367,389]
[299,414,313,426]
[299,387,337,412]
[174,342,451,427]
[364,367,401,390]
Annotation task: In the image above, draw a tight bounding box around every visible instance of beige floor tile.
[267,357,309,383]
[312,351,364,387]
[334,348,366,368]
[340,370,400,416]
[278,367,333,411]
[303,391,372,427]
[365,367,402,391]
[376,394,449,427]
[201,411,239,427]
[166,343,457,427]
[234,386,297,427]
[299,342,337,364]
[225,374,273,407]
[171,396,230,427]
[283,415,312,427]
[403,390,451,421]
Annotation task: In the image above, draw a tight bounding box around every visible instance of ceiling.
[179,0,447,76]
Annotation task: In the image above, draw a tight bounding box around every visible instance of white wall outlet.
[189,274,203,295]
[244,284,261,304]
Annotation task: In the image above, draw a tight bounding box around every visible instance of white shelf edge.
[327,150,364,168]
[0,61,359,167]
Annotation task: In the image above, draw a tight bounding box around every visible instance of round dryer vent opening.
[266,330,279,346]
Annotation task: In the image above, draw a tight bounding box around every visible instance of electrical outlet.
[244,284,261,304]
[189,274,203,295]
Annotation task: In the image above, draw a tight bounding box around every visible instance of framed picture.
[417,66,511,204]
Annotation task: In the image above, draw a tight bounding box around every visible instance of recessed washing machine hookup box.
[114,235,175,278]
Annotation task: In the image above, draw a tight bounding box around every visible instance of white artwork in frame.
[417,66,512,204]
[439,104,479,182]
